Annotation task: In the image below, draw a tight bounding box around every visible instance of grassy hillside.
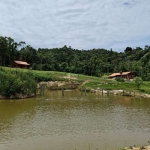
[1,67,150,94]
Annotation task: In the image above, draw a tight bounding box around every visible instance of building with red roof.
[109,72,134,80]
[13,60,30,69]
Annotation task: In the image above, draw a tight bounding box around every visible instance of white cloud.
[0,0,150,51]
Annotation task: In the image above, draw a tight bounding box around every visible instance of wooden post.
[42,84,45,95]
[107,90,109,96]
[98,88,100,97]
[40,84,45,96]
[84,88,86,96]
[102,89,103,95]
[40,84,42,96]
[123,90,124,96]
[62,87,64,96]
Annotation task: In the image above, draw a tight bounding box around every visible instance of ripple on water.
[0,91,150,150]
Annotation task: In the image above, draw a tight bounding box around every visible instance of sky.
[0,0,150,52]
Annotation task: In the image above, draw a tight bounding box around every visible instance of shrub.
[0,70,37,97]
[134,77,143,90]
[115,77,125,82]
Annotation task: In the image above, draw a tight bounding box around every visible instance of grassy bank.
[1,67,150,95]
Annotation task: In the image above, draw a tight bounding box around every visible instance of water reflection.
[0,90,150,150]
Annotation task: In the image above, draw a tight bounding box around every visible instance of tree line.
[0,36,150,80]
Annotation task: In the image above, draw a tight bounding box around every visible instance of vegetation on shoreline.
[1,67,150,99]
[0,67,37,98]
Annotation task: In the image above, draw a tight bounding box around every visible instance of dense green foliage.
[115,77,125,82]
[0,68,37,97]
[134,77,143,90]
[0,36,150,80]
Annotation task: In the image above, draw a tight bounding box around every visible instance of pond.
[0,90,150,150]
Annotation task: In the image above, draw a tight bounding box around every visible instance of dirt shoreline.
[1,81,150,99]
[90,89,150,98]
[38,81,150,98]
[122,145,150,150]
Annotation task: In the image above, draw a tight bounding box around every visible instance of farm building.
[13,60,30,69]
[109,72,134,80]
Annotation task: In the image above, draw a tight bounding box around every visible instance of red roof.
[109,72,131,77]
[14,60,30,66]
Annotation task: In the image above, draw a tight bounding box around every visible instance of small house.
[109,72,134,80]
[13,60,30,69]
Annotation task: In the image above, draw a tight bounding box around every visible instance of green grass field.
[1,66,150,94]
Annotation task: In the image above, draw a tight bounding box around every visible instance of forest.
[0,36,150,81]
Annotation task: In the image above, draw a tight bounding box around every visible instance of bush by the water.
[0,70,37,97]
[134,77,143,90]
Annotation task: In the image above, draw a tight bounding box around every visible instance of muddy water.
[0,90,150,150]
